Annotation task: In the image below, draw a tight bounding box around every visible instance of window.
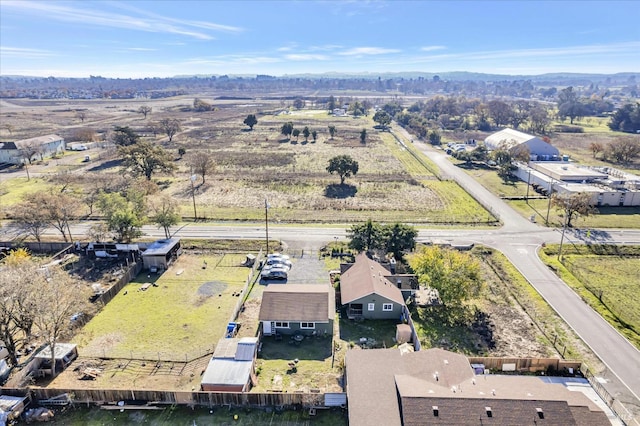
[383,303,393,311]
[274,322,289,328]
[367,303,375,311]
[300,322,315,329]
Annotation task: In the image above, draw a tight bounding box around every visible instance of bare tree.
[149,195,180,238]
[137,105,152,119]
[189,151,215,184]
[552,192,597,227]
[31,264,89,377]
[76,111,87,123]
[159,118,182,142]
[10,195,49,242]
[2,124,15,135]
[42,192,82,242]
[18,142,41,165]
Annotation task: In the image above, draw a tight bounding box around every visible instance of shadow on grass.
[259,334,332,361]
[87,159,122,172]
[324,184,357,199]
[409,305,495,354]
[338,317,398,348]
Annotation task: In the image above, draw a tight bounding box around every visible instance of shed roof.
[213,337,258,360]
[258,284,333,322]
[201,358,253,387]
[340,253,405,305]
[142,238,180,257]
[3,134,64,150]
[34,343,77,360]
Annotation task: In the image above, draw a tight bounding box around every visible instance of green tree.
[281,122,294,140]
[382,223,417,261]
[97,191,145,242]
[112,126,140,146]
[178,147,186,159]
[243,114,258,130]
[551,192,597,228]
[327,154,359,185]
[608,103,640,133]
[149,196,180,239]
[292,128,301,141]
[428,130,442,145]
[373,110,392,130]
[487,100,513,127]
[328,125,337,139]
[293,98,305,109]
[327,95,337,111]
[159,118,181,142]
[311,130,318,143]
[302,126,310,142]
[557,86,585,124]
[408,245,483,307]
[360,128,367,144]
[348,219,384,253]
[118,141,176,180]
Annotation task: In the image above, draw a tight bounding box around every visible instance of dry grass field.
[0,96,490,225]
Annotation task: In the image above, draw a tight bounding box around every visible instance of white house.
[484,128,559,159]
[0,134,65,165]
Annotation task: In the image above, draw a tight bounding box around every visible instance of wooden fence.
[94,261,143,307]
[0,241,74,254]
[3,388,329,409]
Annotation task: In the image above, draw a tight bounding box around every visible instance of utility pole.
[545,178,554,225]
[526,168,531,203]
[265,199,270,254]
[190,174,198,221]
[558,212,569,262]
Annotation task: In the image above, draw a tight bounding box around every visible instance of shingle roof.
[340,252,405,305]
[258,284,333,322]
[346,348,607,426]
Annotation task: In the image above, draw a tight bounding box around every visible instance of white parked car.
[261,266,288,280]
[265,257,292,269]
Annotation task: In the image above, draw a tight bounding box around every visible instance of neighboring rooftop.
[531,162,608,182]
[346,348,608,426]
[258,284,333,322]
[340,252,405,305]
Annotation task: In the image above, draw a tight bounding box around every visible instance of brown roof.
[346,348,607,426]
[340,252,405,305]
[258,284,334,322]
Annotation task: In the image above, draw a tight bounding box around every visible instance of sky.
[1,0,639,78]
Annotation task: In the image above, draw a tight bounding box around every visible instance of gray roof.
[5,134,64,150]
[213,337,258,361]
[142,238,180,257]
[485,128,537,149]
[34,343,77,360]
[201,358,253,387]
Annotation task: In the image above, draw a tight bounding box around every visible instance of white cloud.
[338,47,400,56]
[420,45,446,52]
[1,1,242,40]
[0,46,55,58]
[284,54,329,61]
[126,47,158,52]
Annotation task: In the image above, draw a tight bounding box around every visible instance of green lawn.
[539,245,640,349]
[74,254,251,360]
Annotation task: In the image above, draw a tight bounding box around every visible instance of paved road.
[393,125,640,419]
